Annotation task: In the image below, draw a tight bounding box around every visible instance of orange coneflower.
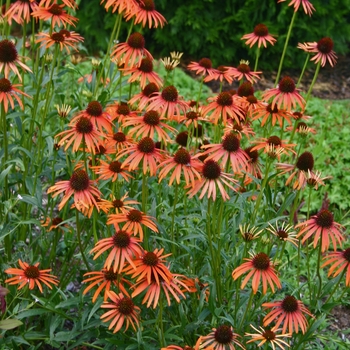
[241,23,277,48]
[107,209,158,240]
[198,133,249,174]
[100,291,140,333]
[204,65,235,84]
[239,224,263,242]
[106,101,138,124]
[39,0,78,9]
[131,273,190,309]
[201,91,245,126]
[125,248,173,285]
[98,192,140,214]
[126,0,166,28]
[0,39,32,81]
[116,137,164,176]
[5,0,39,24]
[295,209,345,252]
[229,60,262,84]
[232,252,282,294]
[251,102,292,128]
[41,216,68,232]
[267,222,298,247]
[122,110,176,144]
[111,32,152,68]
[300,37,337,67]
[92,159,133,183]
[71,101,113,134]
[251,135,296,159]
[177,109,208,129]
[158,148,202,187]
[223,119,255,140]
[5,260,58,293]
[244,146,262,183]
[36,30,84,53]
[263,295,314,334]
[187,159,238,201]
[100,0,137,14]
[104,130,134,153]
[322,248,350,287]
[187,58,217,77]
[0,78,31,112]
[56,116,104,154]
[122,56,163,89]
[147,85,189,120]
[90,229,143,273]
[32,3,78,28]
[245,325,291,349]
[128,82,159,110]
[240,95,266,118]
[278,0,315,16]
[47,169,101,211]
[285,121,316,136]
[83,268,132,302]
[262,76,305,112]
[195,325,245,350]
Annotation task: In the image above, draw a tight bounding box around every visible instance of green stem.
[297,54,310,88]
[75,210,91,272]
[254,46,260,72]
[170,184,178,255]
[315,234,323,302]
[157,296,165,347]
[239,289,254,330]
[305,61,321,106]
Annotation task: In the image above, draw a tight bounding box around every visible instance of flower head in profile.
[251,135,296,160]
[195,325,245,350]
[239,224,263,243]
[5,260,58,293]
[262,76,305,111]
[278,0,315,16]
[47,169,101,211]
[322,248,350,287]
[232,252,282,294]
[188,58,217,77]
[229,60,262,83]
[0,78,31,112]
[245,325,291,349]
[36,30,84,53]
[204,65,235,84]
[98,193,140,214]
[100,0,137,14]
[241,24,277,48]
[295,209,345,252]
[5,0,39,24]
[251,103,292,128]
[41,216,68,232]
[263,295,314,334]
[267,222,298,247]
[100,291,140,333]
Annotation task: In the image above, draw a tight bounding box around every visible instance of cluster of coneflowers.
[1,0,349,348]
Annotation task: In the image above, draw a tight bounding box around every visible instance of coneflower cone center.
[86,101,103,117]
[51,32,65,42]
[267,103,279,114]
[95,145,106,155]
[267,135,282,146]
[161,85,178,102]
[202,160,221,180]
[0,78,12,92]
[297,122,308,131]
[118,298,134,315]
[0,40,18,63]
[127,32,145,49]
[175,131,188,147]
[214,325,233,344]
[244,146,259,162]
[281,296,299,313]
[59,29,71,38]
[252,252,270,270]
[263,330,276,341]
[317,37,334,54]
[137,137,155,153]
[198,58,212,69]
[237,63,250,73]
[315,209,334,228]
[139,0,155,11]
[104,269,119,281]
[343,248,350,262]
[238,82,254,97]
[113,230,131,248]
[246,95,258,104]
[217,92,233,106]
[139,58,153,73]
[222,133,240,152]
[24,266,40,279]
[143,82,158,97]
[254,24,268,36]
[49,4,63,15]
[174,148,191,165]
[186,111,198,121]
[109,161,123,173]
[277,229,288,239]
[112,199,123,208]
[217,65,227,72]
[143,110,160,125]
[127,209,142,222]
[51,217,63,226]
[113,132,126,142]
[69,170,90,191]
[76,117,94,135]
[279,77,295,93]
[143,252,158,266]
[117,103,130,115]
[296,152,314,172]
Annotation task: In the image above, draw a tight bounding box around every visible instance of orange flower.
[195,325,245,350]
[187,58,217,77]
[204,65,235,84]
[187,159,238,201]
[47,169,101,211]
[101,0,137,14]
[232,252,282,294]
[83,268,132,302]
[251,102,292,128]
[106,101,138,124]
[278,0,315,16]
[92,160,133,183]
[322,248,350,287]
[241,24,276,48]
[98,193,140,214]
[0,39,32,81]
[223,119,255,140]
[122,110,176,144]
[0,78,31,112]
[128,82,159,110]
[100,291,140,333]
[267,222,298,247]
[5,259,58,293]
[158,148,202,187]
[125,248,173,285]
[251,135,296,160]
[104,130,134,152]
[40,0,78,9]
[5,0,39,24]
[177,109,208,128]
[56,116,104,154]
[90,229,143,273]
[263,295,314,334]
[201,91,245,126]
[245,325,291,349]
[262,76,305,112]
[32,3,78,28]
[107,209,158,240]
[41,216,68,232]
[36,30,84,53]
[285,121,316,136]
[295,209,345,252]
[229,60,262,83]
[243,146,262,184]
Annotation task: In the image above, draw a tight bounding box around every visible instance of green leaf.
[0,319,23,330]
